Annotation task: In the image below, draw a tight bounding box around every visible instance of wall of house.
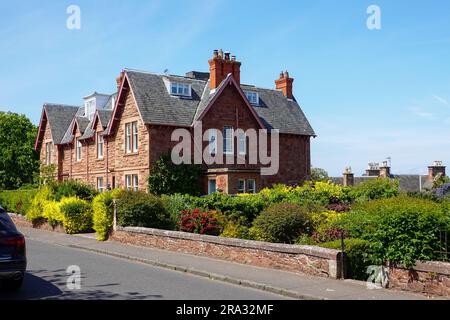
[110,88,150,190]
[70,127,89,182]
[39,120,58,168]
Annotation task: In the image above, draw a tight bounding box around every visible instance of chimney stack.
[365,162,380,177]
[275,70,294,99]
[343,167,354,187]
[208,49,241,90]
[116,71,125,91]
[380,161,391,178]
[428,161,446,181]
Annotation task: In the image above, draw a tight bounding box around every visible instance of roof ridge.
[44,103,81,108]
[124,68,208,82]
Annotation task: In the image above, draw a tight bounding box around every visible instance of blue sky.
[1,0,450,176]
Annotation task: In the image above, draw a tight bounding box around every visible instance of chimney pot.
[208,49,241,90]
[275,70,294,99]
[213,49,218,58]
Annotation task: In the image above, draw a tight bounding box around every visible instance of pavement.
[11,226,442,300]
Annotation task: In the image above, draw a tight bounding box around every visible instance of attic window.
[170,82,191,97]
[85,99,96,120]
[244,91,259,105]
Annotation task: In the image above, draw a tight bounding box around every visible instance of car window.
[0,211,18,233]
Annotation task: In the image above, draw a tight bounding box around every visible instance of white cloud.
[409,107,434,119]
[432,94,449,106]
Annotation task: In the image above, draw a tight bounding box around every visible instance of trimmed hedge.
[320,238,373,280]
[251,203,313,243]
[117,191,173,229]
[60,197,93,234]
[53,180,97,201]
[0,189,38,215]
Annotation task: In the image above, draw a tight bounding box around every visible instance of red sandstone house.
[35,50,315,195]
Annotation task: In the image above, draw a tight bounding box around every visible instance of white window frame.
[238,132,246,155]
[208,129,217,155]
[125,122,138,154]
[132,122,138,152]
[97,177,104,193]
[76,138,82,161]
[125,123,132,154]
[97,133,104,159]
[244,91,259,105]
[223,126,234,155]
[125,174,139,191]
[247,179,256,194]
[237,179,246,194]
[45,142,52,165]
[170,82,191,97]
[85,99,96,121]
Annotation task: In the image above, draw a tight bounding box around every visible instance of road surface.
[0,239,286,300]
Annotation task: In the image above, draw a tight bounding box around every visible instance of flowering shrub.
[311,227,348,243]
[434,183,450,198]
[179,209,222,236]
[326,203,351,213]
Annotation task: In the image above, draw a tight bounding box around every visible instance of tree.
[311,167,329,182]
[0,112,39,190]
[148,154,204,196]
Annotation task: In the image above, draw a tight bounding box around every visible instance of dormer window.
[85,99,96,120]
[244,91,259,105]
[170,82,191,97]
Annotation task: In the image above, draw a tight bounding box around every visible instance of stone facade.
[388,261,450,297]
[110,226,342,279]
[37,51,315,194]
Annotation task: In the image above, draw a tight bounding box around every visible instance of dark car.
[0,207,26,290]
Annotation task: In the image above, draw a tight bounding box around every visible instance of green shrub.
[148,154,204,196]
[161,194,195,229]
[92,192,113,241]
[336,196,450,267]
[350,178,399,202]
[251,203,313,244]
[117,191,173,229]
[320,238,373,280]
[26,186,54,221]
[194,193,266,225]
[0,189,38,215]
[53,180,98,201]
[60,197,93,234]
[220,220,251,240]
[42,200,64,227]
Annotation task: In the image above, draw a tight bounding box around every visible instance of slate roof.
[125,70,315,136]
[79,109,113,141]
[331,175,430,193]
[43,104,80,144]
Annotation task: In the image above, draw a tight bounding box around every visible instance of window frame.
[45,142,53,165]
[170,82,191,97]
[247,179,256,194]
[97,177,104,193]
[244,91,259,105]
[132,122,138,153]
[237,179,246,194]
[76,138,82,162]
[238,132,246,155]
[223,126,234,155]
[125,174,139,191]
[97,133,104,159]
[208,129,217,155]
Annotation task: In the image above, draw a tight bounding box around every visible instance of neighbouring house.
[332,161,447,192]
[35,49,315,194]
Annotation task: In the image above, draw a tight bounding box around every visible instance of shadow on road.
[0,269,163,300]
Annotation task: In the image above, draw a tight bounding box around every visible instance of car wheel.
[2,278,23,291]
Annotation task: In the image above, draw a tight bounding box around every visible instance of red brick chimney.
[275,71,294,99]
[208,49,241,90]
[116,71,125,91]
